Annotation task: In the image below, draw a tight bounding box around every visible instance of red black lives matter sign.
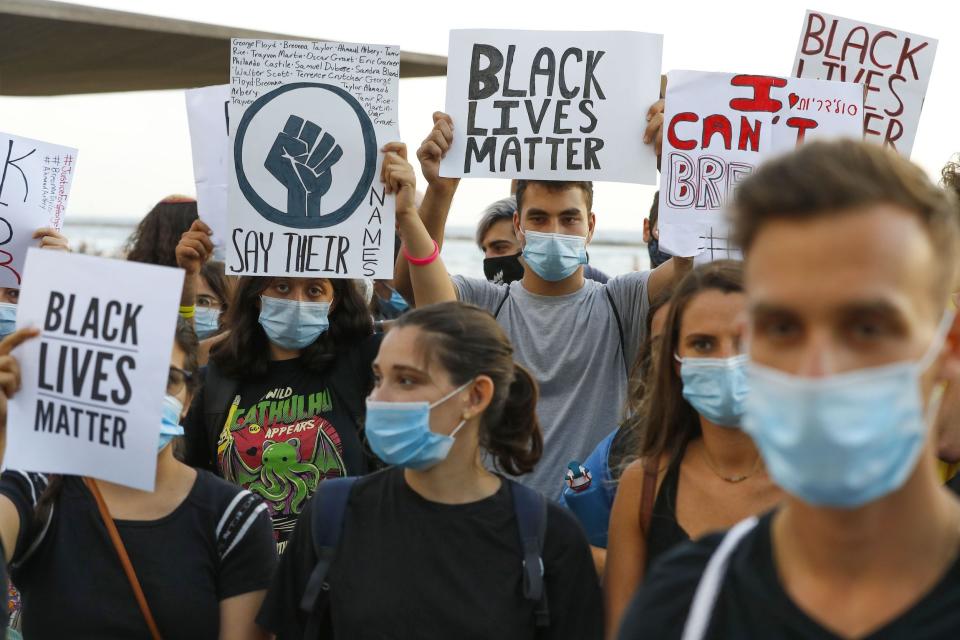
[793,10,936,156]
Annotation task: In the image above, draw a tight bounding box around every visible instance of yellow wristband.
[179,305,195,319]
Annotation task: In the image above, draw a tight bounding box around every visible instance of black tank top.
[644,446,691,571]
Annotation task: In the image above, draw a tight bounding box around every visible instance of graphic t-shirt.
[216,357,368,552]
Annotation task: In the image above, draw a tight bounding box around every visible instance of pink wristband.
[404,240,440,266]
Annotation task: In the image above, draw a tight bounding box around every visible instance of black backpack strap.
[300,477,358,638]
[509,480,550,629]
[493,285,511,319]
[217,489,270,561]
[201,361,241,470]
[604,288,629,379]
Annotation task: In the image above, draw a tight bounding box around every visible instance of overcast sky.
[0,0,956,233]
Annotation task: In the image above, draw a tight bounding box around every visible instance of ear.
[643,218,651,244]
[936,311,960,384]
[180,392,194,421]
[288,438,301,451]
[463,375,495,419]
[513,210,523,243]
[586,212,597,245]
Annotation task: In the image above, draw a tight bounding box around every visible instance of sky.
[0,0,956,234]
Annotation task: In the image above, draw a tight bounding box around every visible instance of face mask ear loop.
[428,381,474,410]
[919,309,958,373]
[448,419,468,439]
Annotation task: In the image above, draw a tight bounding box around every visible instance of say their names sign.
[440,30,662,184]
[0,133,77,288]
[228,39,400,278]
[658,70,862,253]
[5,250,183,491]
[793,10,936,156]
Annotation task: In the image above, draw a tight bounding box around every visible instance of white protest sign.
[186,84,230,258]
[658,70,863,256]
[440,29,662,184]
[0,133,77,288]
[228,39,399,278]
[793,10,936,157]
[6,249,183,491]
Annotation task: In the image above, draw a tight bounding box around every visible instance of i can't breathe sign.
[5,249,183,491]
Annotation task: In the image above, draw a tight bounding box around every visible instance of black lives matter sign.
[792,10,936,156]
[5,250,182,491]
[440,30,662,184]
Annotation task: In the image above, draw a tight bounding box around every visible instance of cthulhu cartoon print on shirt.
[218,385,346,549]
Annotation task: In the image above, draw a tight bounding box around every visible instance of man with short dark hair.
[618,139,960,639]
[394,111,690,498]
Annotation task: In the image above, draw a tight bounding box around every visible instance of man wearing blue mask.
[391,109,691,499]
[476,195,611,285]
[618,140,960,639]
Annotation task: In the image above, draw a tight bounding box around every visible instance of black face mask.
[483,252,525,285]
[647,238,673,268]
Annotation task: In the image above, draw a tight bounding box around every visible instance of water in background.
[63,219,652,279]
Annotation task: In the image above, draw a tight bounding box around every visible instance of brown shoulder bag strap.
[638,460,659,535]
[83,477,163,640]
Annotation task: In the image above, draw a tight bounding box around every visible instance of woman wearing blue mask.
[194,260,232,341]
[182,275,379,554]
[604,261,783,637]
[258,301,602,639]
[0,320,276,639]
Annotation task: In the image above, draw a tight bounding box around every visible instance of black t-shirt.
[184,335,381,552]
[618,511,960,639]
[0,470,277,639]
[257,467,604,640]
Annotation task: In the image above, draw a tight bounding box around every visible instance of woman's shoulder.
[192,469,266,516]
[191,470,274,555]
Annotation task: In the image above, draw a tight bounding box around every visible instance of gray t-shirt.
[453,271,651,499]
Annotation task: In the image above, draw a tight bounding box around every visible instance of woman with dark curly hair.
[182,275,379,553]
[125,195,199,267]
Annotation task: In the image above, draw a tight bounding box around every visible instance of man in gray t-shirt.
[395,111,691,498]
[452,271,651,497]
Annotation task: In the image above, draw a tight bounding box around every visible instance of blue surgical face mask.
[0,302,17,338]
[365,382,471,470]
[159,394,185,452]
[258,296,330,350]
[379,288,409,314]
[743,312,954,509]
[677,354,748,427]
[194,307,221,340]
[521,230,588,282]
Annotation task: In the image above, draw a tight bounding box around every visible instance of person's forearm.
[394,180,458,305]
[647,256,694,302]
[398,206,457,307]
[179,272,199,326]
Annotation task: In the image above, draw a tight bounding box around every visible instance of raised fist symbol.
[264,115,343,218]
